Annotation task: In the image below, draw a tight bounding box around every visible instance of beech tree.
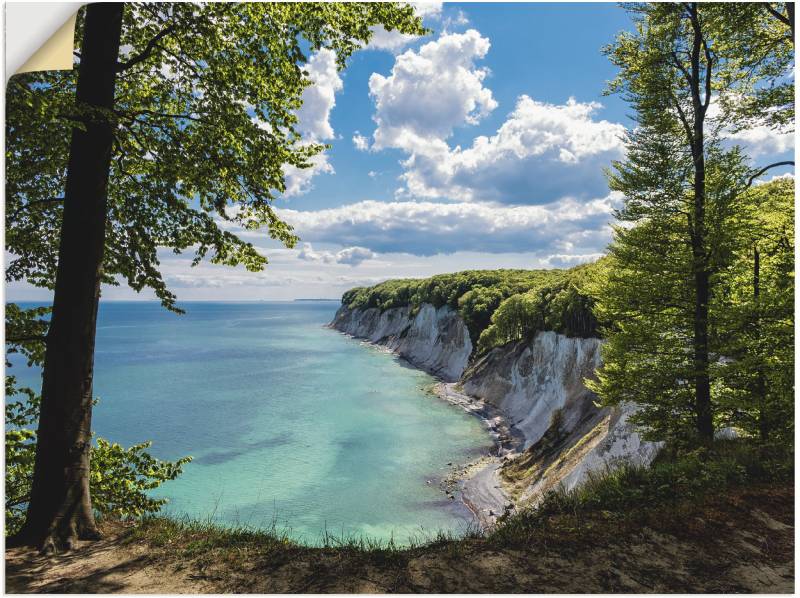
[590,2,794,443]
[6,2,425,552]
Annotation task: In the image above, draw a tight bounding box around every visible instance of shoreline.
[327,321,521,530]
[432,382,519,528]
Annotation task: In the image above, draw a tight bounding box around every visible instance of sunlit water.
[9,301,492,544]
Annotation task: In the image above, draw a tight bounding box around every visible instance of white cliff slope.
[331,303,472,382]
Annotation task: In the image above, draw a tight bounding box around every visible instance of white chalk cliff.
[331,303,472,382]
[331,303,661,509]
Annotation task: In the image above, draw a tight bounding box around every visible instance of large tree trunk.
[687,2,714,442]
[10,3,123,553]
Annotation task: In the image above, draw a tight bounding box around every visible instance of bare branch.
[116,24,177,73]
[746,161,795,188]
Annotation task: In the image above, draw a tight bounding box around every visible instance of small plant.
[5,384,191,536]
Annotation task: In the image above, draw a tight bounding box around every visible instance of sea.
[8,301,493,544]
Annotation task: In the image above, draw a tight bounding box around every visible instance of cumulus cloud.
[706,97,795,158]
[726,124,794,157]
[368,29,497,150]
[412,2,443,19]
[283,48,343,197]
[279,195,620,257]
[297,243,377,266]
[398,95,627,203]
[352,132,370,151]
[364,29,625,203]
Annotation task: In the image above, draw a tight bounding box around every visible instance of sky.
[8,2,795,303]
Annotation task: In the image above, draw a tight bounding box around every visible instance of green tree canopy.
[7,2,426,310]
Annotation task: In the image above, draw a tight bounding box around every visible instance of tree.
[713,178,794,442]
[596,3,726,441]
[6,2,425,552]
[711,2,794,131]
[592,2,794,444]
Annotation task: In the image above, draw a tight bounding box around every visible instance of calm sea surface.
[9,301,492,543]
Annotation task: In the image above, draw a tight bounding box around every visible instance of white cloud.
[412,2,443,19]
[279,195,620,256]
[297,243,377,267]
[283,153,335,197]
[295,48,342,141]
[367,26,421,52]
[727,124,794,157]
[442,9,469,30]
[364,29,625,203]
[706,97,795,158]
[365,2,443,53]
[397,95,627,203]
[368,29,497,151]
[336,246,378,266]
[283,48,343,196]
[352,132,370,151]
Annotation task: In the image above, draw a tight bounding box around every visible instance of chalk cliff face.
[330,303,660,507]
[463,332,604,450]
[331,303,472,382]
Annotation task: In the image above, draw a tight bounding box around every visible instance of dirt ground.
[5,485,794,594]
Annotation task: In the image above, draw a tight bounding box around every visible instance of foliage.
[5,303,192,536]
[477,261,602,353]
[5,384,192,536]
[589,2,793,444]
[6,2,426,311]
[709,2,795,132]
[713,178,794,442]
[342,265,602,347]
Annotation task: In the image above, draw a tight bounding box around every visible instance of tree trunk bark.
[10,2,123,553]
[687,2,714,442]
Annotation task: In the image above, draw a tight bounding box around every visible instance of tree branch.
[8,198,65,221]
[746,161,795,188]
[116,24,177,72]
[766,3,792,29]
[6,335,47,344]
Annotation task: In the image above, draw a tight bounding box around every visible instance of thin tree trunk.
[753,243,769,441]
[10,2,123,553]
[687,2,714,441]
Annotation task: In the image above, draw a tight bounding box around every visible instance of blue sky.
[8,2,794,303]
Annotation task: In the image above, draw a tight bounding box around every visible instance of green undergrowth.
[489,438,793,546]
[125,439,790,559]
[126,513,484,559]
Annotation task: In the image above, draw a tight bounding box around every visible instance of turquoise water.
[9,301,492,544]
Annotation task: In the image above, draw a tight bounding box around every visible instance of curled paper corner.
[6,2,84,81]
